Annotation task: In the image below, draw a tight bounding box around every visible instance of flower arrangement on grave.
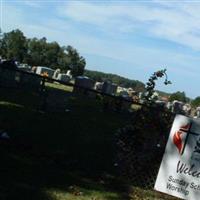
[41,72,49,77]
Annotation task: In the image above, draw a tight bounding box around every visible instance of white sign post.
[155,115,200,200]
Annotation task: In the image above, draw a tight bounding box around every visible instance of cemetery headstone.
[73,76,94,94]
[57,74,70,83]
[102,81,117,95]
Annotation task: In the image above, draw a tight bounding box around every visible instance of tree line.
[84,69,145,92]
[0,29,85,77]
[168,91,200,108]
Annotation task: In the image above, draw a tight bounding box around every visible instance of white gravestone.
[155,115,200,200]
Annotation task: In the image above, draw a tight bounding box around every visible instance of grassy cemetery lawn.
[45,82,73,92]
[0,84,177,200]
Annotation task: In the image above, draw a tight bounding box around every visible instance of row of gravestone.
[0,59,132,100]
[0,61,132,113]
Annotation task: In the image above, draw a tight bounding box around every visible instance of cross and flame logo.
[173,122,199,155]
[173,124,191,155]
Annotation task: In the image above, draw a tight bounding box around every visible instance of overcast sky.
[1,0,200,98]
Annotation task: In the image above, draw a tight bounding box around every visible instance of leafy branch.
[144,69,171,104]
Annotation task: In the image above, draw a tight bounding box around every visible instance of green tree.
[44,41,61,68]
[26,38,65,69]
[26,37,48,66]
[0,29,27,62]
[169,91,187,102]
[1,29,86,75]
[64,45,86,77]
[57,48,70,71]
[191,97,200,108]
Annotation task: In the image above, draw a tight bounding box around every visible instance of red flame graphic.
[173,124,190,154]
[173,130,183,154]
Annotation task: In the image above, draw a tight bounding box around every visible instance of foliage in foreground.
[115,70,175,198]
[191,96,200,108]
[116,106,174,186]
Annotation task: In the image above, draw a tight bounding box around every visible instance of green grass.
[45,82,73,92]
[45,185,121,200]
[129,186,179,200]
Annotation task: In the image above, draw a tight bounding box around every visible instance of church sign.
[154,115,200,200]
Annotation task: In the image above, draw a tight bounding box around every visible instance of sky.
[1,0,200,98]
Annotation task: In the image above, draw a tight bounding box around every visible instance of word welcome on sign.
[155,115,200,200]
